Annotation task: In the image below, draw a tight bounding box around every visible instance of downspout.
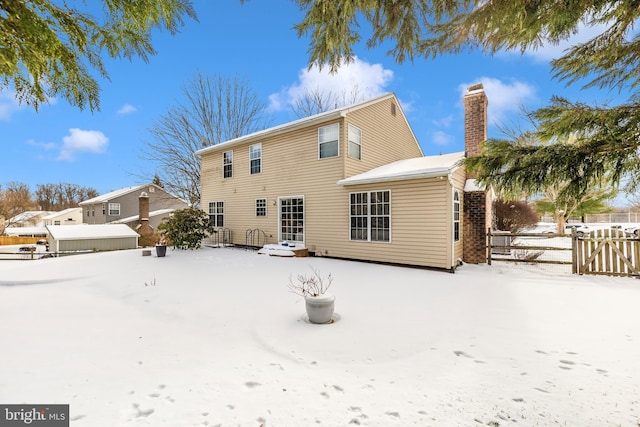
[448,173,455,272]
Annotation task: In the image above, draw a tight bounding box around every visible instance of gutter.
[337,166,458,186]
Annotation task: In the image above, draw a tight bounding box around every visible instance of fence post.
[571,228,577,274]
[487,228,492,266]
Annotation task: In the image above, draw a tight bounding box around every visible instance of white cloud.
[269,57,394,112]
[459,77,536,125]
[432,131,454,146]
[117,103,137,115]
[498,22,611,63]
[26,139,57,151]
[432,114,454,128]
[0,89,25,120]
[58,128,109,161]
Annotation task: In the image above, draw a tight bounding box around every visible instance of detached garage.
[46,224,139,253]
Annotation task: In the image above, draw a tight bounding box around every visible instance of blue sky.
[0,1,619,198]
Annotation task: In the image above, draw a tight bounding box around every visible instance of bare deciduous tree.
[141,72,270,205]
[0,181,35,228]
[35,183,98,211]
[291,85,366,118]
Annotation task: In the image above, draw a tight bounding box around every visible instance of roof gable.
[79,184,186,205]
[194,93,421,156]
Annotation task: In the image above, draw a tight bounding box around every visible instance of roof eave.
[194,111,347,157]
[338,166,458,186]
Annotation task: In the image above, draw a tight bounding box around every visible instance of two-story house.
[79,184,189,228]
[195,86,491,270]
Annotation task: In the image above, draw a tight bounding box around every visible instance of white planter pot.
[305,293,335,324]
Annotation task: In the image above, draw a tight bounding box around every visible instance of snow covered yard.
[0,247,638,426]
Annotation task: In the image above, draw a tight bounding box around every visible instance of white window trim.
[318,123,340,159]
[348,190,391,243]
[108,203,120,216]
[223,150,233,178]
[250,143,262,175]
[278,195,305,244]
[348,124,362,160]
[256,198,267,217]
[208,201,224,227]
[453,189,460,242]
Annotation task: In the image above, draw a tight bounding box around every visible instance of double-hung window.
[349,191,390,242]
[348,124,362,160]
[453,190,460,242]
[208,201,224,227]
[223,150,233,178]
[318,123,339,158]
[108,203,120,216]
[250,143,262,174]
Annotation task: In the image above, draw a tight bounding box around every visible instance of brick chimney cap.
[466,83,484,94]
[139,191,149,198]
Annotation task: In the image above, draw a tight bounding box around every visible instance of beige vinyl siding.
[199,94,457,269]
[324,177,453,269]
[451,167,466,264]
[343,97,423,178]
[201,119,346,246]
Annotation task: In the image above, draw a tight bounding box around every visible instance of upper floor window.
[223,150,233,178]
[319,123,339,158]
[108,203,120,216]
[453,190,460,242]
[250,143,262,174]
[348,124,362,160]
[209,201,224,227]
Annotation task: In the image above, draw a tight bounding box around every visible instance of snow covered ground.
[0,247,639,426]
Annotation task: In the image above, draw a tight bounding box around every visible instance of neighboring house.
[6,211,55,228]
[43,208,83,226]
[3,226,47,237]
[79,184,189,225]
[46,224,139,253]
[195,87,492,270]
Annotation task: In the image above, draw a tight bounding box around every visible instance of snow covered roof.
[79,184,149,205]
[46,224,139,240]
[464,178,485,192]
[4,226,47,236]
[8,211,55,224]
[110,208,175,224]
[78,184,188,206]
[338,152,464,186]
[42,208,82,220]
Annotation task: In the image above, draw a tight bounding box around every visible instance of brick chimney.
[462,84,492,264]
[463,83,488,163]
[137,191,155,246]
[139,191,150,225]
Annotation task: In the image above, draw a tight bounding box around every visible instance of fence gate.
[575,229,640,277]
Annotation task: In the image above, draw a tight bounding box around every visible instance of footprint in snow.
[244,381,261,388]
[132,403,155,418]
[559,360,575,369]
[453,350,472,358]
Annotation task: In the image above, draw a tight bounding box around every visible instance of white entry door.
[279,196,304,244]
